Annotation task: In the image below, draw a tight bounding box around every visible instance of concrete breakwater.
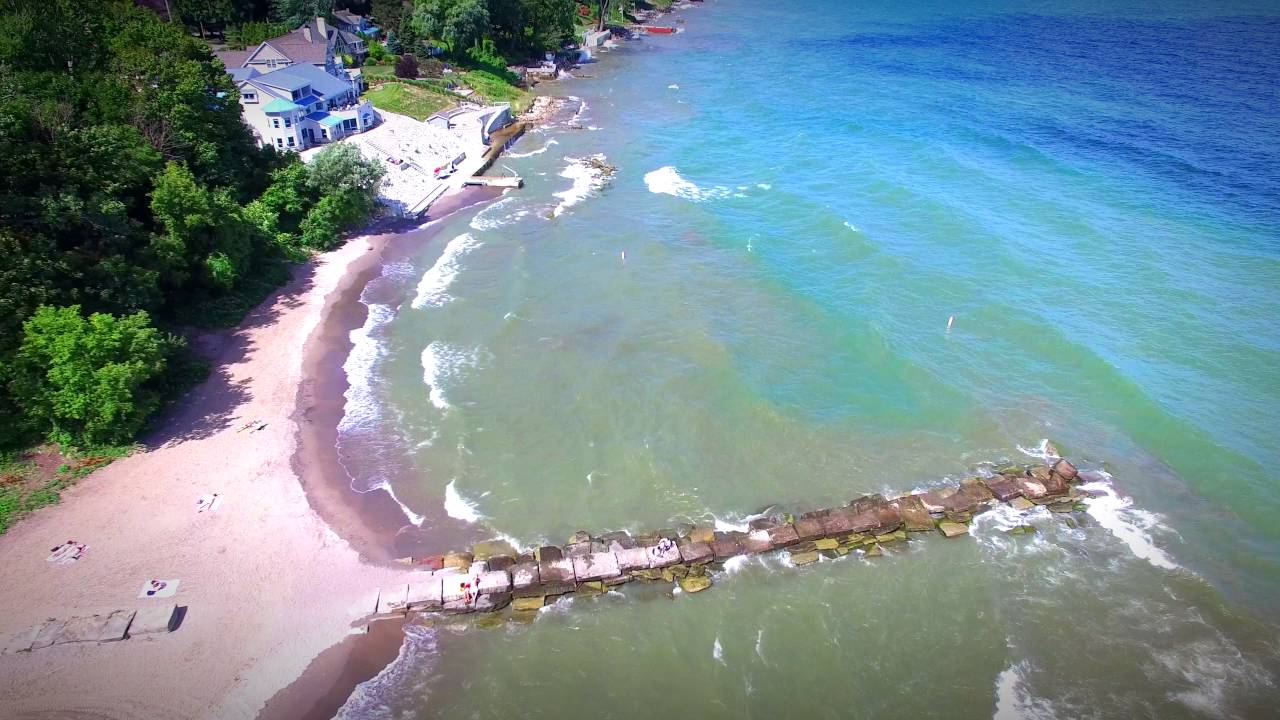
[373,457,1088,622]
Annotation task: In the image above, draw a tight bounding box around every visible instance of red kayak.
[643,26,676,34]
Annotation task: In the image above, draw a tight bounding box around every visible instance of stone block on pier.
[679,541,714,565]
[565,540,605,557]
[476,570,511,595]
[537,557,577,594]
[984,475,1024,502]
[378,585,410,614]
[688,526,715,544]
[572,552,621,582]
[471,540,518,560]
[614,547,651,572]
[793,517,824,541]
[475,592,511,612]
[535,545,563,562]
[600,531,636,550]
[644,539,682,568]
[819,508,858,536]
[1051,458,1078,482]
[765,523,800,547]
[889,495,936,532]
[742,529,774,554]
[511,562,541,597]
[406,578,444,611]
[711,534,744,560]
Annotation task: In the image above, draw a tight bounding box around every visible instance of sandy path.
[0,234,406,719]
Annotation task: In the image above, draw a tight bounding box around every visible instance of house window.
[287,137,295,147]
[276,138,283,147]
[243,92,257,103]
[284,116,292,128]
[272,118,280,128]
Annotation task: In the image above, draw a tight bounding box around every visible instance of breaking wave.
[334,625,438,720]
[643,165,744,201]
[411,232,479,309]
[552,154,612,217]
[420,342,477,411]
[1078,474,1179,570]
[505,138,558,158]
[444,479,482,523]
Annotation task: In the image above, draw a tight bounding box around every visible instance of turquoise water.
[335,0,1280,716]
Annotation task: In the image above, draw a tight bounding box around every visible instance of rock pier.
[375,458,1088,623]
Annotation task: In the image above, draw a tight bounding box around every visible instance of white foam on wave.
[643,165,743,202]
[505,138,558,159]
[1077,476,1178,570]
[756,182,771,190]
[668,83,680,90]
[992,662,1057,720]
[335,624,437,719]
[843,220,860,232]
[338,302,395,435]
[552,154,612,217]
[411,232,479,309]
[420,342,477,411]
[1153,638,1274,718]
[469,196,533,232]
[1017,438,1060,464]
[712,636,725,664]
[444,479,482,523]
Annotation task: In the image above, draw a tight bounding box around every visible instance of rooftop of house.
[255,63,352,98]
[263,98,304,113]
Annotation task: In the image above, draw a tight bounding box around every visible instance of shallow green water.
[333,0,1280,716]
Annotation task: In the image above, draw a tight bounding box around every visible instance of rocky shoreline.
[369,454,1088,624]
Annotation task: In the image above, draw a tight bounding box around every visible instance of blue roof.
[256,64,351,100]
[229,67,257,83]
[263,98,303,113]
[294,94,322,107]
[320,115,344,127]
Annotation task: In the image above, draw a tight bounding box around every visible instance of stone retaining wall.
[377,458,1087,623]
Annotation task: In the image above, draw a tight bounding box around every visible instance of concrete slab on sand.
[30,619,65,650]
[55,610,135,644]
[1,622,47,654]
[406,578,444,611]
[129,604,178,637]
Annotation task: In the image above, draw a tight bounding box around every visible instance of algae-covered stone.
[474,614,506,630]
[1010,496,1035,511]
[472,539,518,560]
[689,526,715,544]
[660,568,675,583]
[1005,525,1037,535]
[512,596,545,612]
[938,521,969,538]
[669,564,690,579]
[443,551,474,569]
[631,568,665,581]
[678,575,712,593]
[568,530,593,544]
[1048,501,1075,514]
[1064,517,1078,529]
[1073,502,1088,512]
[789,550,820,566]
[814,538,839,551]
[579,580,606,593]
[864,543,884,557]
[510,610,539,624]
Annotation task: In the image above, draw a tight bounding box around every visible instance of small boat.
[643,25,676,34]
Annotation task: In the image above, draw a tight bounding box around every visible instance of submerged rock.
[1009,496,1036,511]
[789,550,820,566]
[688,526,715,544]
[471,540,518,560]
[937,521,969,538]
[568,530,593,544]
[678,575,712,593]
[864,543,884,557]
[814,538,840,551]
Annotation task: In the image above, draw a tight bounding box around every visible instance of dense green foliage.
[0,0,384,451]
[392,0,575,60]
[226,21,293,49]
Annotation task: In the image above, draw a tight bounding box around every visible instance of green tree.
[10,306,178,446]
[173,0,240,38]
[413,0,488,50]
[271,0,334,26]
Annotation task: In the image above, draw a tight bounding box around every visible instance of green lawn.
[362,82,454,121]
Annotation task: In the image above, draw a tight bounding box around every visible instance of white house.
[230,62,378,151]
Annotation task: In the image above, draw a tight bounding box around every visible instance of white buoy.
[947,315,955,332]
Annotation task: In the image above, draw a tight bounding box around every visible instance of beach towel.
[46,541,87,564]
[138,579,180,599]
[196,493,223,513]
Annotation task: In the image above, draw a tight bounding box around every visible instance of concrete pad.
[765,524,800,547]
[511,562,540,597]
[442,577,473,604]
[378,585,409,614]
[476,570,511,594]
[30,620,65,650]
[644,540,681,568]
[614,547,650,572]
[537,557,576,594]
[678,541,713,565]
[938,521,969,538]
[129,605,178,636]
[2,623,47,654]
[572,552,621,581]
[406,578,444,611]
[55,610,134,644]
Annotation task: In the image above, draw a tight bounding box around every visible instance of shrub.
[10,306,179,447]
[395,53,419,79]
[418,57,445,78]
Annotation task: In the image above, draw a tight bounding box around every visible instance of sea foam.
[420,341,476,411]
[444,479,482,523]
[411,232,479,309]
[1078,476,1179,570]
[552,154,612,217]
[643,165,743,202]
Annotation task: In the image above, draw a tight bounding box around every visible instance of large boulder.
[984,475,1024,502]
[568,530,593,544]
[600,531,636,550]
[1052,458,1079,482]
[442,551,474,569]
[742,529,774,554]
[819,508,858,536]
[848,494,903,534]
[614,547,651,572]
[536,557,577,595]
[678,575,712,593]
[679,541,714,565]
[645,539,682,568]
[511,562,541,597]
[937,521,969,538]
[789,550,820,566]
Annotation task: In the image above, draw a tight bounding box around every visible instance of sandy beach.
[0,224,414,719]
